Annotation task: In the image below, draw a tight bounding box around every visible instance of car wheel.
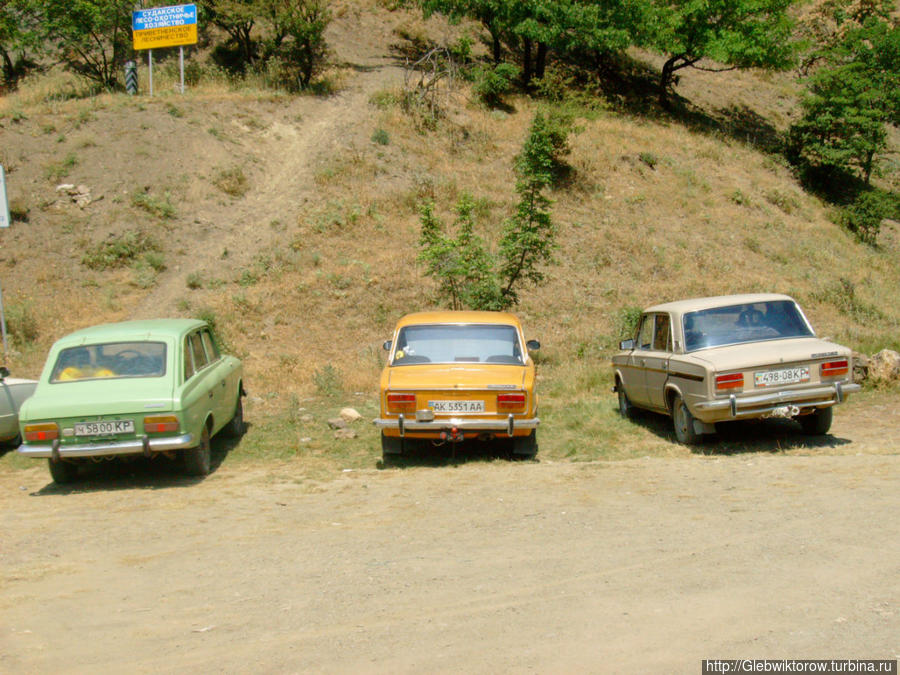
[672,394,701,444]
[798,406,833,435]
[225,396,244,437]
[617,384,635,419]
[512,430,538,460]
[381,432,402,463]
[183,425,211,476]
[48,458,79,484]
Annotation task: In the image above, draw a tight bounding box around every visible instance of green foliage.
[131,190,176,219]
[617,305,643,340]
[39,0,134,90]
[371,128,390,145]
[418,195,503,310]
[813,278,884,324]
[788,10,899,184]
[840,191,890,246]
[82,230,161,271]
[43,152,78,181]
[498,110,571,305]
[472,62,519,106]
[0,0,41,89]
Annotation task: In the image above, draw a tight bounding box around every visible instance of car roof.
[52,319,207,346]
[394,310,522,328]
[643,293,797,316]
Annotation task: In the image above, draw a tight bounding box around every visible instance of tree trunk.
[535,42,548,81]
[658,56,679,109]
[522,38,533,87]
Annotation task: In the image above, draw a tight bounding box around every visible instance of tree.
[646,0,796,108]
[498,110,569,305]
[788,8,899,184]
[263,0,330,89]
[0,0,40,89]
[418,196,502,311]
[420,0,512,64]
[40,0,134,90]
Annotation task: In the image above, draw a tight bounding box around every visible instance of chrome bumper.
[373,414,539,437]
[17,433,196,459]
[693,382,861,419]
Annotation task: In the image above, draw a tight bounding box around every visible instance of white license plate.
[428,400,486,414]
[754,367,810,388]
[74,420,135,437]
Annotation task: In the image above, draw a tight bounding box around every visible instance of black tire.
[512,430,538,460]
[225,396,244,438]
[183,425,211,476]
[48,458,79,484]
[381,432,402,461]
[798,406,833,435]
[617,383,636,419]
[672,394,701,444]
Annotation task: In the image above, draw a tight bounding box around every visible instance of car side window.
[190,333,208,372]
[201,330,219,362]
[637,315,654,350]
[653,314,671,352]
[183,337,195,381]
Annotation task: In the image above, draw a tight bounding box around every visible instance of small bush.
[4,302,39,346]
[639,152,658,170]
[213,167,249,197]
[186,272,203,289]
[131,190,176,219]
[617,305,643,340]
[371,128,390,145]
[313,364,343,398]
[841,191,889,246]
[813,278,884,324]
[473,62,519,107]
[82,230,160,270]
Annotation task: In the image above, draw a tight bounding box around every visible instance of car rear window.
[683,300,814,352]
[392,324,523,365]
[50,342,167,382]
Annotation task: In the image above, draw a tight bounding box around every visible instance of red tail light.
[386,392,416,413]
[497,392,526,412]
[716,373,744,391]
[144,415,179,434]
[821,360,849,377]
[24,423,59,442]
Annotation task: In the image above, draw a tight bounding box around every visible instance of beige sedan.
[612,293,860,443]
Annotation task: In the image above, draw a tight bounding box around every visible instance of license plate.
[754,367,810,388]
[428,400,486,414]
[74,420,135,437]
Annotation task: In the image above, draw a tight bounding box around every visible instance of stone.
[868,349,900,382]
[327,417,347,430]
[339,407,362,423]
[333,428,357,440]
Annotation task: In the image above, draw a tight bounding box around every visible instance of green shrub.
[472,62,519,107]
[841,191,889,246]
[82,230,160,270]
[4,302,38,346]
[131,190,176,219]
[371,128,390,145]
[313,364,343,398]
[617,305,643,340]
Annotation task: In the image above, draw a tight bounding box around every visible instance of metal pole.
[149,49,154,96]
[0,281,8,360]
[179,46,184,94]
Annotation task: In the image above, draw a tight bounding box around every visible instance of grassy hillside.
[0,1,897,467]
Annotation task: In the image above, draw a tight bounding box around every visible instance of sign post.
[132,4,198,94]
[0,165,10,229]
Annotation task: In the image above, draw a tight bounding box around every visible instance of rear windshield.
[392,324,523,365]
[50,342,167,382]
[683,300,814,352]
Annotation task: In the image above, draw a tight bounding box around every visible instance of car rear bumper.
[374,414,539,437]
[692,382,860,422]
[17,433,196,459]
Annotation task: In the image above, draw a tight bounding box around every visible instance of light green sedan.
[17,319,244,483]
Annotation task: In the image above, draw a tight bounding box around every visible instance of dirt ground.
[2,406,898,674]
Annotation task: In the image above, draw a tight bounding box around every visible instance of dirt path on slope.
[2,446,897,673]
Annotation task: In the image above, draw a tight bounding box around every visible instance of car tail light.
[144,415,179,434]
[24,423,59,442]
[821,360,849,377]
[386,392,416,413]
[715,373,744,391]
[497,392,526,412]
